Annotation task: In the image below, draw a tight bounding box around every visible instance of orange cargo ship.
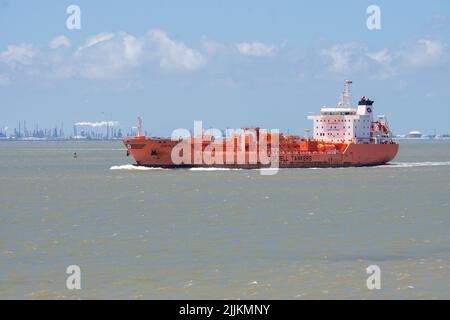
[123,81,398,168]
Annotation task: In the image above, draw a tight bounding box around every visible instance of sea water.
[0,140,449,299]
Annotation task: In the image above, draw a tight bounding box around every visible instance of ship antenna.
[137,116,143,137]
[338,79,353,107]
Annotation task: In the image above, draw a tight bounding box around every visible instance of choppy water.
[0,140,449,299]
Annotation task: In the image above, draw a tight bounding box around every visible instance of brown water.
[0,140,449,299]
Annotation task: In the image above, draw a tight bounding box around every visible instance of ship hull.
[123,138,399,168]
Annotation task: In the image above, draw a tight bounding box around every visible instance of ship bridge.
[307,81,374,144]
[320,108,356,116]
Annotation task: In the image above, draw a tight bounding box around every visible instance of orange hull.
[123,136,399,168]
[124,81,400,168]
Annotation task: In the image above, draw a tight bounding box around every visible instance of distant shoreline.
[1,137,450,142]
[0,138,123,142]
[394,137,450,141]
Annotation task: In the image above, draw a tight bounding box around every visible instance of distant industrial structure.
[406,131,422,138]
[0,120,131,140]
[72,121,123,140]
[0,120,449,141]
[0,127,8,140]
[1,121,66,140]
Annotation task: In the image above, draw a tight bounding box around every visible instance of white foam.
[305,161,450,170]
[375,161,450,169]
[110,161,450,172]
[109,164,171,171]
[189,167,242,171]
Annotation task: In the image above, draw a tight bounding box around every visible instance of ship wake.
[109,164,172,171]
[110,161,450,171]
[376,161,450,168]
[189,167,243,171]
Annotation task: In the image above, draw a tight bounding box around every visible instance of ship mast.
[338,79,353,107]
[137,116,144,137]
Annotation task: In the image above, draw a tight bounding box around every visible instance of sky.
[0,0,449,135]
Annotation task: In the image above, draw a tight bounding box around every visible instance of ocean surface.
[0,139,449,299]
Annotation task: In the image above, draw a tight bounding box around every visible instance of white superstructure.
[307,80,390,144]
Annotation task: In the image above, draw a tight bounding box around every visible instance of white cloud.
[320,43,370,74]
[201,39,229,55]
[80,32,116,51]
[365,49,397,79]
[1,31,448,86]
[319,43,402,79]
[367,48,392,64]
[123,33,144,64]
[150,29,205,72]
[75,32,144,79]
[49,36,71,49]
[0,43,36,66]
[236,42,276,57]
[400,39,446,66]
[320,39,449,79]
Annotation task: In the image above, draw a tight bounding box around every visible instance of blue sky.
[0,0,449,135]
